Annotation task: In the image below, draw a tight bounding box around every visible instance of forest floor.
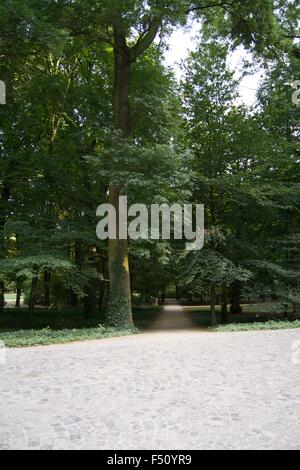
[0,318,299,450]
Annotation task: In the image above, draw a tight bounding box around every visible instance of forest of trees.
[0,0,300,329]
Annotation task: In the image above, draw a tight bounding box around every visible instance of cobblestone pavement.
[0,312,300,450]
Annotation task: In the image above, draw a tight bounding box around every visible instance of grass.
[183,304,300,332]
[183,307,275,328]
[212,319,300,333]
[0,305,161,348]
[243,303,294,315]
[0,326,137,348]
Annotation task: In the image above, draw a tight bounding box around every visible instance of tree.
[86,0,280,327]
[179,28,300,321]
[0,4,112,317]
[180,39,255,319]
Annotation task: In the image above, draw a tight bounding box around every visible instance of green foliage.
[0,256,73,279]
[183,248,253,286]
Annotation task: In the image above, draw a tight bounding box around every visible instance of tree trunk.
[69,290,78,308]
[0,280,5,312]
[84,287,97,319]
[230,282,243,314]
[0,77,18,314]
[107,29,133,327]
[210,283,218,327]
[294,303,300,319]
[107,188,133,326]
[83,249,98,319]
[221,284,229,324]
[28,267,38,325]
[99,281,108,311]
[0,183,10,314]
[161,287,166,304]
[43,269,51,307]
[15,281,22,308]
[69,240,82,307]
[102,283,109,310]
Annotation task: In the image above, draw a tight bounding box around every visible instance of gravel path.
[149,300,197,331]
[0,305,299,450]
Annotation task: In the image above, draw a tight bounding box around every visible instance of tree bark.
[161,287,166,304]
[15,281,22,308]
[69,290,78,308]
[107,28,133,327]
[28,266,39,325]
[0,281,5,312]
[84,287,97,319]
[107,186,133,326]
[98,257,109,311]
[99,282,106,310]
[210,283,218,327]
[230,282,243,314]
[0,183,10,314]
[69,240,82,307]
[83,248,99,319]
[221,284,229,324]
[43,269,51,307]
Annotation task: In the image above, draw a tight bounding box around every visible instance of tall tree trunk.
[83,248,97,319]
[101,283,109,310]
[107,187,133,326]
[221,284,229,324]
[15,280,22,308]
[294,303,300,319]
[0,281,5,312]
[0,183,10,314]
[99,282,106,310]
[69,290,78,308]
[43,269,51,307]
[28,266,38,325]
[1,74,18,314]
[230,282,243,314]
[69,240,82,307]
[161,287,166,304]
[210,283,218,327]
[99,258,109,311]
[107,29,133,327]
[84,287,97,319]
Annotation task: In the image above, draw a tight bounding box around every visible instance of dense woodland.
[0,0,300,329]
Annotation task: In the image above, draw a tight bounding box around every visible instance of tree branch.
[186,1,234,14]
[130,16,163,61]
